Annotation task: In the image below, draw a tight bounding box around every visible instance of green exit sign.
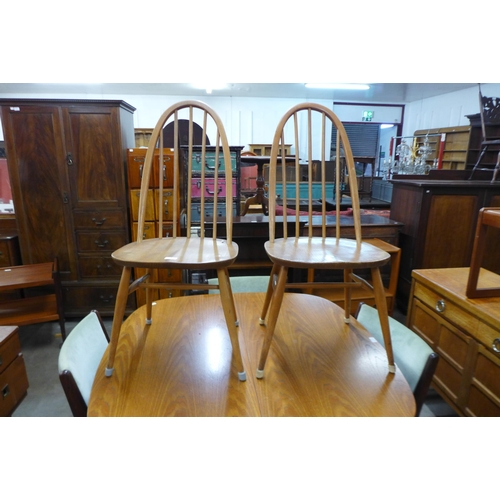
[362,110,374,121]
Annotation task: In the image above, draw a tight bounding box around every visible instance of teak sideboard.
[390,179,500,311]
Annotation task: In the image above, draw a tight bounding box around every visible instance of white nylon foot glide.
[105,367,114,377]
[238,371,247,381]
[256,369,264,379]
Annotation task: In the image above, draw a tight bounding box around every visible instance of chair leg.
[492,151,500,183]
[468,145,488,180]
[259,262,279,325]
[105,266,132,377]
[223,267,239,326]
[145,273,153,325]
[371,267,396,373]
[257,265,288,378]
[343,268,353,323]
[217,268,246,381]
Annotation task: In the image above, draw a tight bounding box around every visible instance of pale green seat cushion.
[356,304,434,392]
[58,311,108,404]
[208,276,269,294]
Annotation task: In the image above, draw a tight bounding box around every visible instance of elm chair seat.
[355,303,439,416]
[58,310,109,417]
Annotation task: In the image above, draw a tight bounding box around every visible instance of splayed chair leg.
[371,267,396,373]
[256,265,288,379]
[105,266,132,377]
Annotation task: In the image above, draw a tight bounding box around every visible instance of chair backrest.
[267,103,362,244]
[479,85,500,139]
[355,303,439,416]
[58,310,109,416]
[137,100,234,243]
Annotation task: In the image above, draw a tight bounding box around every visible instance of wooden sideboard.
[211,213,402,271]
[390,179,500,311]
[407,267,500,416]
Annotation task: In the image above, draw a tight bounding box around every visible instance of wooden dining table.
[88,292,416,417]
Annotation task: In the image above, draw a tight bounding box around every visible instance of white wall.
[402,83,500,135]
[2,84,500,156]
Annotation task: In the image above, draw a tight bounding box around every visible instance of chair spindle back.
[268,103,362,245]
[137,100,233,244]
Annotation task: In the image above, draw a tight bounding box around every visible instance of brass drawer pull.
[493,338,500,354]
[435,299,446,313]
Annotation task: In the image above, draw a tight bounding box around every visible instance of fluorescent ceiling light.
[192,83,227,94]
[305,83,370,90]
[381,124,395,129]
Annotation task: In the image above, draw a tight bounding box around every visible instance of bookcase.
[413,125,471,170]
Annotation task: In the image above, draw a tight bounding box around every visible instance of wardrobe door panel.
[0,105,76,279]
[64,106,126,209]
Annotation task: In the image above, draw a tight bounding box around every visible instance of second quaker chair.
[104,100,247,382]
[256,102,396,378]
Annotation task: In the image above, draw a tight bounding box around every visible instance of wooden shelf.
[0,261,66,339]
[0,294,59,326]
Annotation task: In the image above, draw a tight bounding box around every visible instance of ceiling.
[0,83,478,104]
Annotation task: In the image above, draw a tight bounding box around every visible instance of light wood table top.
[88,293,415,416]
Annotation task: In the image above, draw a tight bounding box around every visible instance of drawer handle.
[2,384,9,399]
[206,186,222,196]
[99,295,114,303]
[206,162,221,170]
[92,217,106,226]
[94,239,109,248]
[493,339,500,354]
[435,299,446,313]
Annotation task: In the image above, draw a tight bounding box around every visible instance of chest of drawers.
[0,326,29,416]
[407,267,500,416]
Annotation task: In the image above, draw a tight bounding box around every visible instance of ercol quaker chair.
[469,85,500,182]
[355,303,439,416]
[105,100,246,382]
[58,310,109,417]
[256,102,395,379]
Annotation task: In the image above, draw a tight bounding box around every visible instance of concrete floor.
[10,310,458,418]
